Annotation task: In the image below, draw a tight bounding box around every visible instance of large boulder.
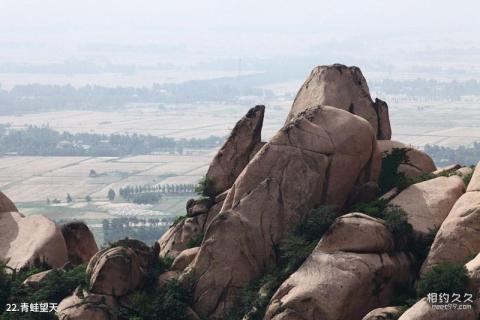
[86,246,143,296]
[188,106,381,318]
[264,213,412,320]
[264,252,411,320]
[0,212,68,270]
[422,162,480,273]
[389,176,465,236]
[0,192,17,213]
[398,298,476,320]
[317,213,394,253]
[22,269,56,289]
[61,221,98,265]
[57,288,118,320]
[206,105,265,195]
[378,140,436,177]
[158,190,227,258]
[286,64,391,140]
[171,247,200,271]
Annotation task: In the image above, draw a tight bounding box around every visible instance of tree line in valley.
[0,80,273,115]
[0,124,224,156]
[424,143,480,167]
[102,216,175,246]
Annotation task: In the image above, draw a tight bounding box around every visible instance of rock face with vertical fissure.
[188,105,381,319]
[286,64,392,140]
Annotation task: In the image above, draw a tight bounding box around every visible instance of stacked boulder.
[188,105,381,318]
[264,213,413,320]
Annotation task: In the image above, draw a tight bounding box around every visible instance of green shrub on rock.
[416,261,471,298]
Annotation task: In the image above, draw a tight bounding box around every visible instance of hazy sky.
[1,0,478,51]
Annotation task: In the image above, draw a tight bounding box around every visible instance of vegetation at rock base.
[187,232,204,248]
[117,255,194,320]
[416,261,471,297]
[226,206,338,320]
[0,263,87,320]
[378,148,411,192]
[195,175,216,198]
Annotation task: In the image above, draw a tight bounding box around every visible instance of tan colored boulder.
[0,191,17,213]
[158,190,227,258]
[57,287,117,320]
[22,269,56,289]
[398,298,476,320]
[389,176,464,236]
[189,106,381,318]
[206,105,265,195]
[171,247,200,271]
[158,270,180,288]
[456,166,473,178]
[287,64,391,139]
[61,221,98,265]
[264,251,412,320]
[378,140,436,177]
[87,246,143,296]
[361,307,401,320]
[317,213,394,253]
[0,212,68,270]
[422,163,480,273]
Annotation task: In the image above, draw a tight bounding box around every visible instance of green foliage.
[187,233,204,248]
[416,261,471,297]
[381,207,413,246]
[463,172,473,186]
[130,192,161,204]
[351,199,388,218]
[195,176,216,198]
[227,206,338,320]
[379,148,410,192]
[0,264,87,320]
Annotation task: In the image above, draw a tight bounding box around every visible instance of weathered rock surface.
[466,253,480,292]
[378,140,436,177]
[398,298,476,320]
[264,251,412,320]
[87,246,143,296]
[422,163,480,273]
[189,106,381,318]
[171,247,200,271]
[317,213,394,253]
[57,288,118,320]
[0,191,17,213]
[286,64,391,139]
[61,221,98,265]
[361,307,401,320]
[264,211,412,320]
[389,176,465,235]
[158,190,227,258]
[22,269,56,289]
[0,212,68,270]
[206,105,265,195]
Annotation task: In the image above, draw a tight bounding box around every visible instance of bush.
[382,207,413,245]
[187,233,204,248]
[228,206,338,320]
[416,261,471,298]
[131,192,161,204]
[379,148,410,192]
[0,264,87,320]
[195,176,216,198]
